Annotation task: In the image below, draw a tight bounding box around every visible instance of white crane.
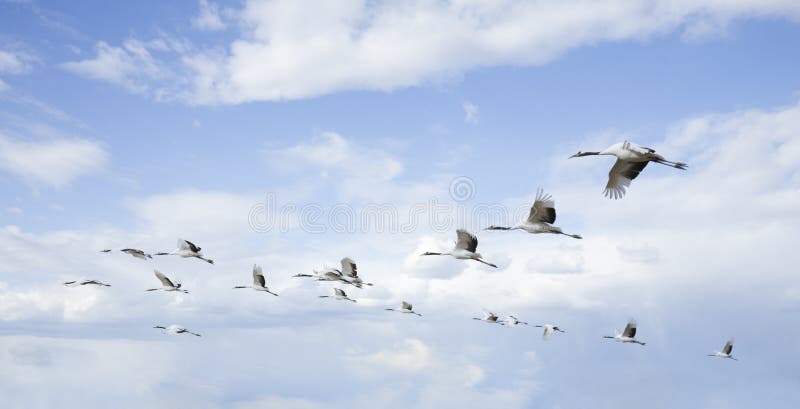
[535,324,565,340]
[569,141,687,199]
[472,309,504,325]
[101,248,153,259]
[293,267,344,282]
[153,324,201,337]
[63,279,111,287]
[318,288,357,303]
[233,264,278,296]
[146,270,188,293]
[708,339,738,361]
[505,315,529,326]
[486,189,581,239]
[603,319,646,345]
[422,229,497,268]
[155,238,214,264]
[338,257,373,288]
[385,301,422,316]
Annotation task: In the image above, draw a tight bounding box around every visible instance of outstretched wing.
[341,257,358,278]
[723,340,734,355]
[154,270,174,287]
[179,238,201,253]
[622,320,637,338]
[334,288,347,297]
[528,188,556,224]
[252,264,266,287]
[401,301,412,310]
[604,160,648,199]
[455,229,478,252]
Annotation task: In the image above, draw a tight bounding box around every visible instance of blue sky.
[1,1,800,408]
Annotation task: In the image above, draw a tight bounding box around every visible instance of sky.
[1,1,800,408]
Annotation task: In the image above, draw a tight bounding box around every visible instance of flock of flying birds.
[64,141,738,361]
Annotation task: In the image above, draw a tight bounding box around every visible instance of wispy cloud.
[0,133,109,187]
[191,0,227,31]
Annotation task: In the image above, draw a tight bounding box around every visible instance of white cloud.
[0,50,34,75]
[265,132,409,201]
[0,133,109,187]
[180,0,800,104]
[463,101,479,124]
[56,1,800,104]
[192,0,227,31]
[61,39,183,97]
[361,338,431,372]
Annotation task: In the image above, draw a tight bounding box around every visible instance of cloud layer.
[61,0,800,104]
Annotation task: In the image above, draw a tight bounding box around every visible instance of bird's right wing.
[401,301,412,310]
[334,288,346,297]
[154,270,174,287]
[604,160,648,199]
[456,229,478,252]
[179,238,201,252]
[528,188,556,224]
[341,257,358,277]
[622,320,637,338]
[723,340,734,355]
[253,265,266,287]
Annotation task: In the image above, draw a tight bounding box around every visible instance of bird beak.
[568,153,579,159]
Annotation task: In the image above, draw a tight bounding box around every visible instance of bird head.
[569,151,588,158]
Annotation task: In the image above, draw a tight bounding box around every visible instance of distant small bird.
[146,270,188,293]
[422,229,497,268]
[570,141,687,199]
[233,264,278,296]
[473,309,504,325]
[155,238,214,264]
[385,301,421,316]
[486,189,581,239]
[153,324,201,337]
[505,315,529,326]
[63,279,111,287]
[603,319,645,345]
[100,248,153,259]
[535,324,565,340]
[338,257,373,288]
[318,288,357,303]
[708,339,738,361]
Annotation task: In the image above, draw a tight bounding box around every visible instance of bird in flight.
[603,319,645,345]
[473,309,505,325]
[146,270,188,293]
[422,229,497,268]
[63,279,111,287]
[708,339,738,361]
[318,288,357,303]
[535,324,566,340]
[155,238,214,264]
[385,301,422,316]
[153,324,201,337]
[486,188,581,239]
[570,140,687,199]
[233,264,278,296]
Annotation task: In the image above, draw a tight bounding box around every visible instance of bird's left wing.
[456,229,478,252]
[604,160,648,199]
[528,188,556,224]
